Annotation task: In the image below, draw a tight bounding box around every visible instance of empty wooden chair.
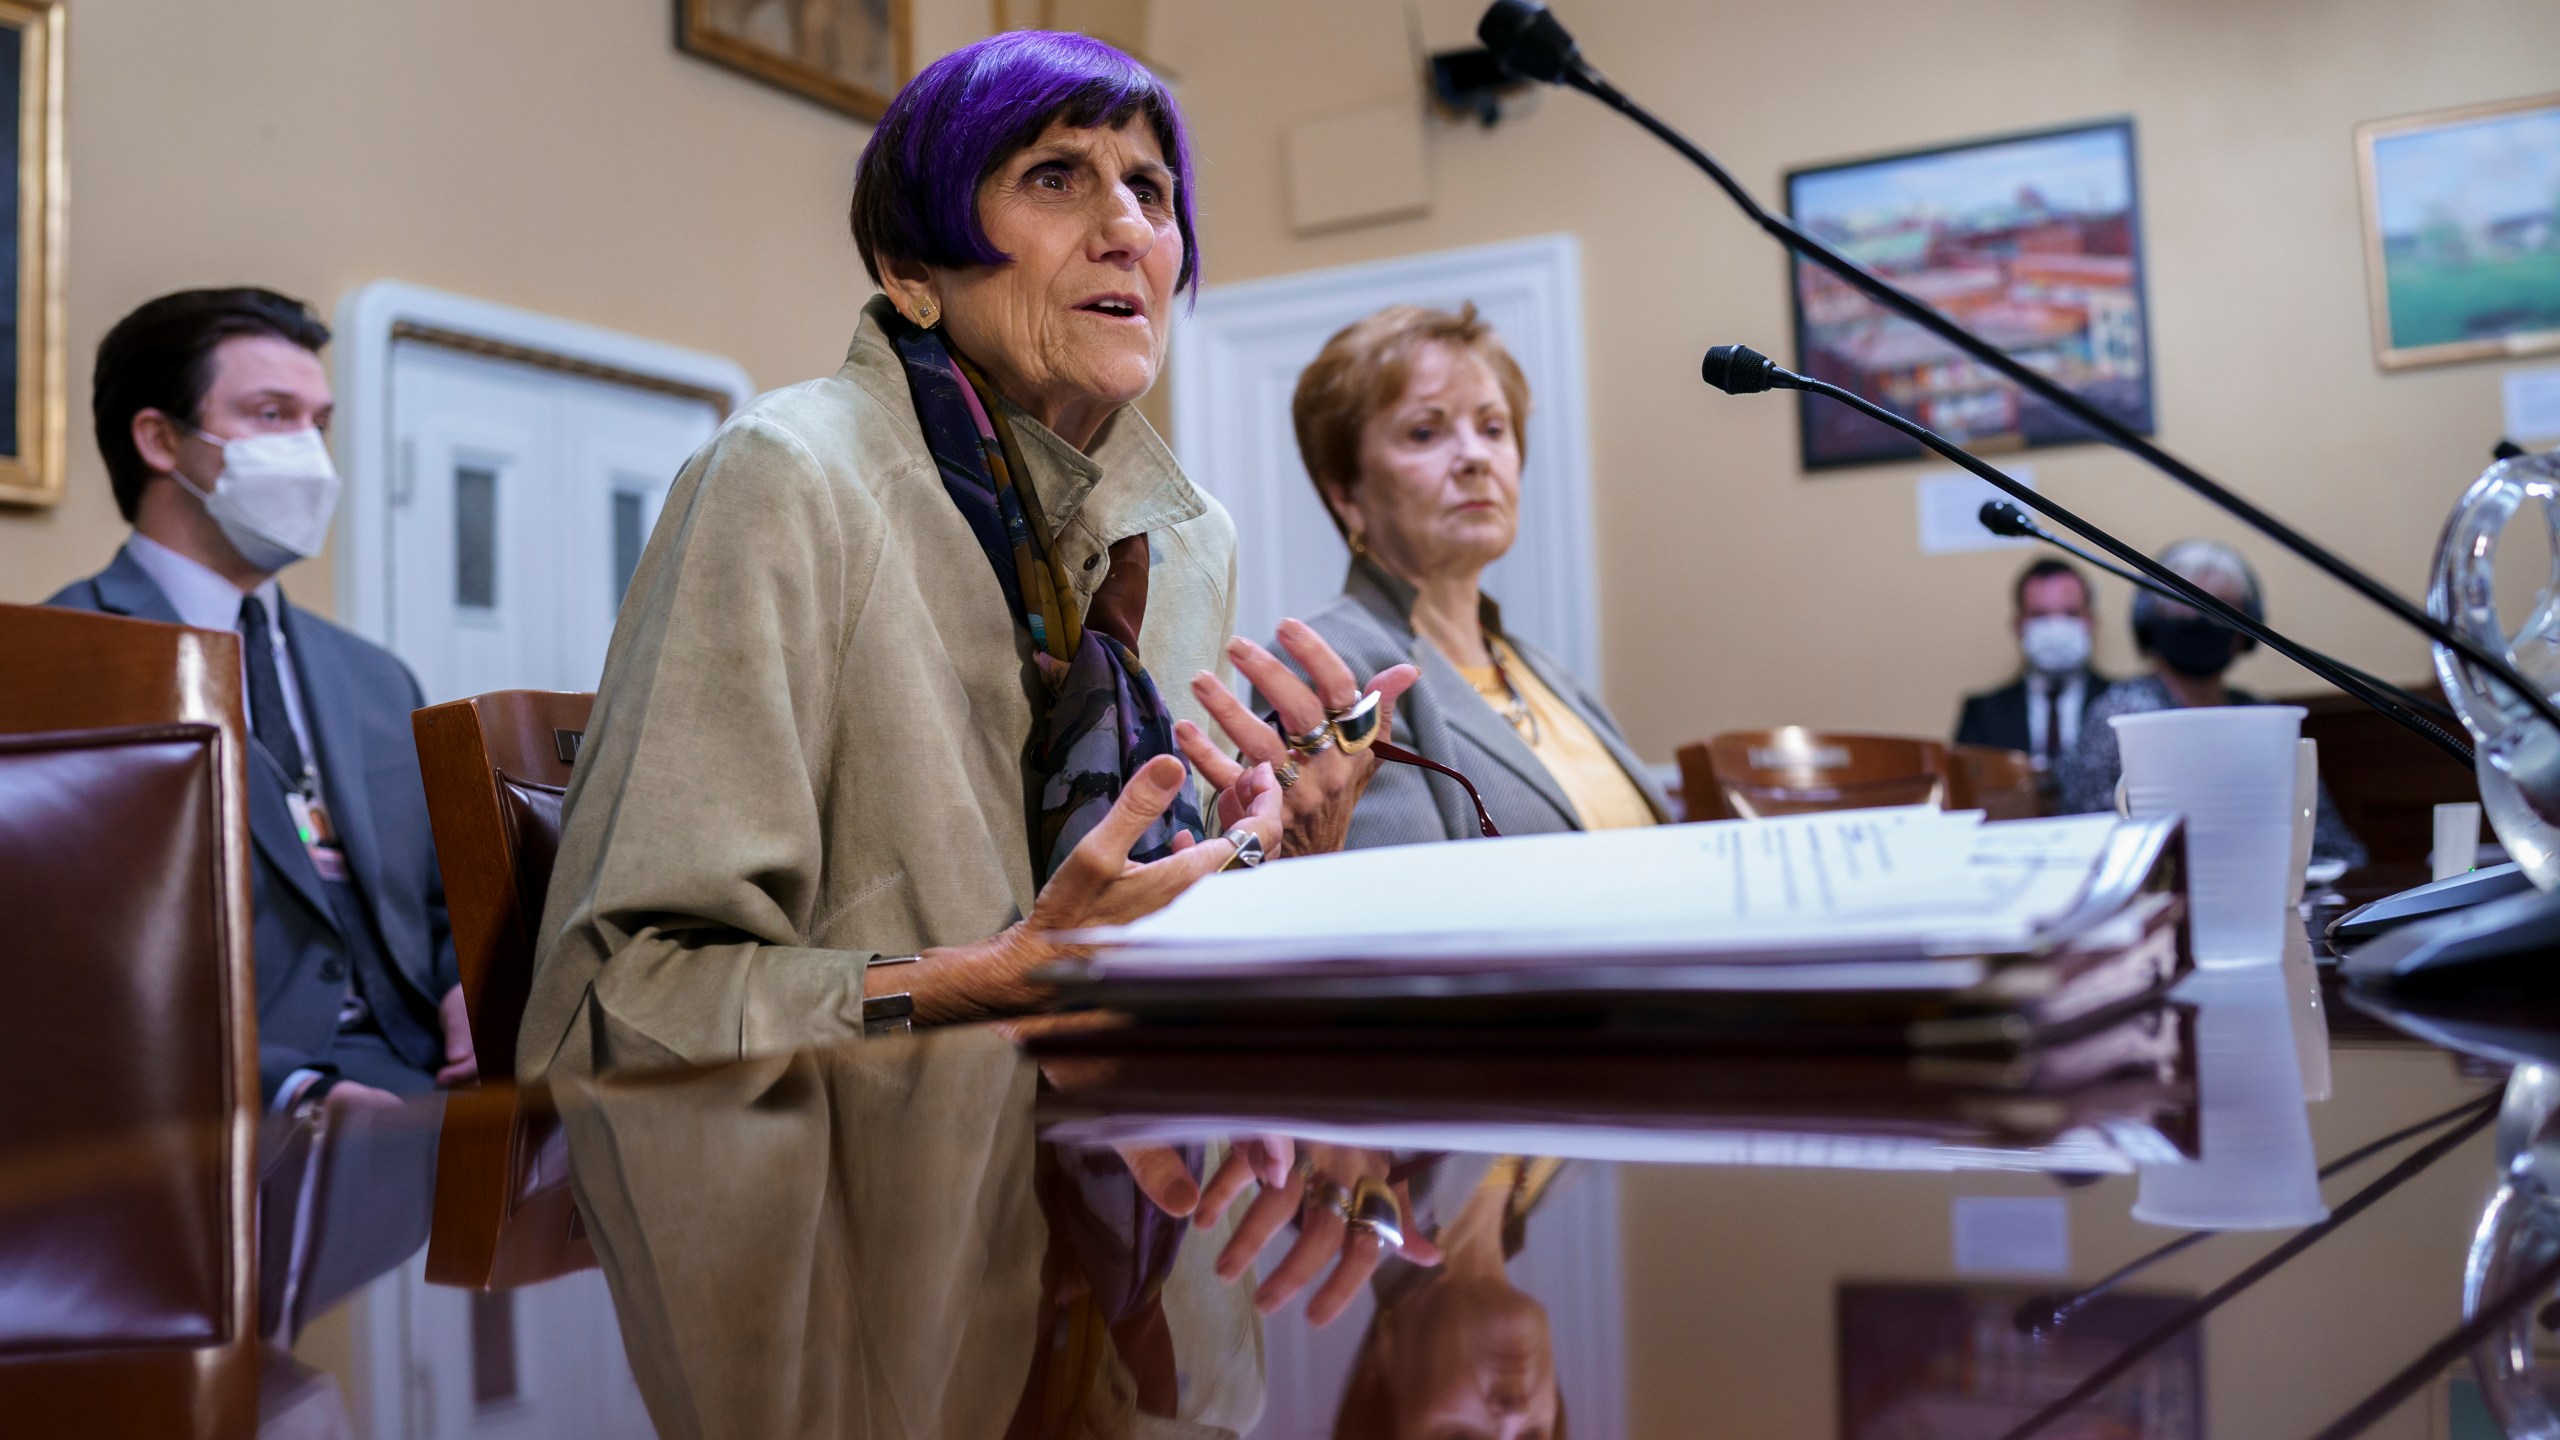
[0,604,261,1438]
[1946,744,2044,820]
[412,690,597,1290]
[1680,728,1948,819]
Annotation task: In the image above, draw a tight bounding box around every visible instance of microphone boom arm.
[1497,14,2559,740]
[1790,375,2476,765]
[1985,501,2463,731]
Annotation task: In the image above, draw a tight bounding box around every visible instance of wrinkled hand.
[1114,1135,1295,1222]
[1184,620,1418,859]
[1206,1143,1439,1326]
[437,984,478,1087]
[911,754,1283,1024]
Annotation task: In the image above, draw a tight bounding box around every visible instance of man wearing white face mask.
[49,288,473,1114]
[1954,558,2117,793]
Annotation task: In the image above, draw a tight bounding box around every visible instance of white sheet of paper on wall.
[1951,1194,2071,1275]
[1916,466,2039,555]
[2503,368,2560,443]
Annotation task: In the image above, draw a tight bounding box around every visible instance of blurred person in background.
[2057,538,2366,866]
[1955,556,2117,798]
[49,287,471,1113]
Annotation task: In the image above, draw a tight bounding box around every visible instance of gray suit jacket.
[1287,560,1670,849]
[49,546,458,1101]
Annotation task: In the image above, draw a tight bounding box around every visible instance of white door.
[364,1256,658,1440]
[1170,234,1602,688]
[383,343,720,703]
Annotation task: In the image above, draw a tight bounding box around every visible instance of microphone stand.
[1704,348,2475,765]
[1475,0,2560,742]
[1981,501,2463,731]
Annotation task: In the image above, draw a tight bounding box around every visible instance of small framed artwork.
[674,0,911,123]
[994,0,1168,76]
[1839,1282,2202,1439]
[1785,119,2155,471]
[2356,93,2560,371]
[0,0,64,509]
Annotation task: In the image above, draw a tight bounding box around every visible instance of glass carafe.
[2430,451,2560,890]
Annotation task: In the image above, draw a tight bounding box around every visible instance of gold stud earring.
[915,298,939,329]
[1348,531,1368,558]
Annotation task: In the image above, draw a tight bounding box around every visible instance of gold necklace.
[1482,633,1541,745]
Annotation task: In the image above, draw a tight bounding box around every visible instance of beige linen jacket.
[520,297,1239,1084]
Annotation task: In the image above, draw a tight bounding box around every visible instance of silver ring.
[1220,827,1266,871]
[1282,718,1333,756]
[1305,1177,1351,1221]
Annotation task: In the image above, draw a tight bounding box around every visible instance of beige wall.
[7,0,2554,759]
[0,0,994,613]
[1151,0,2560,758]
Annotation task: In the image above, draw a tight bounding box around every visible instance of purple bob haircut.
[850,31,1199,293]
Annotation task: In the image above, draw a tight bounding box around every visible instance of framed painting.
[1838,1283,2202,1440]
[2356,93,2560,370]
[674,0,911,123]
[0,0,63,509]
[1785,119,2155,471]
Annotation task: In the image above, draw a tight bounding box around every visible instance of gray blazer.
[50,546,459,1101]
[1285,560,1671,848]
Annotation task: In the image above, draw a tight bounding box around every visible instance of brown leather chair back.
[413,690,595,1289]
[1946,744,2044,821]
[0,604,260,1439]
[1684,728,1948,819]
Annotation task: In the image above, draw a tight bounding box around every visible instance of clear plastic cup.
[2134,965,2329,1230]
[2112,706,2306,966]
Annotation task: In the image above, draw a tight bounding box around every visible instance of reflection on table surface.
[16,880,2555,1440]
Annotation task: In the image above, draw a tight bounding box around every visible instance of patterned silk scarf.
[890,320,1205,881]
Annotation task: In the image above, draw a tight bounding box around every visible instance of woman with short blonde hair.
[1281,303,1670,847]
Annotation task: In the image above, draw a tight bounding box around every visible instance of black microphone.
[1485,0,2558,744]
[1700,344,1793,395]
[1977,500,2460,732]
[1700,348,2473,765]
[1476,0,1584,84]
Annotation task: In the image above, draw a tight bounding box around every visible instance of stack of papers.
[1078,808,2180,994]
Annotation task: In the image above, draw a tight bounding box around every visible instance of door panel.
[385,342,718,703]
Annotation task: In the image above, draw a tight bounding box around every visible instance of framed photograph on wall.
[1839,1283,2202,1439]
[0,0,63,509]
[1785,120,2155,471]
[674,0,910,123]
[2356,93,2560,371]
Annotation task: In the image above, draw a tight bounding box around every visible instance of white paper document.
[1083,807,2131,979]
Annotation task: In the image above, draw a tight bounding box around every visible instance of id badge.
[288,791,350,883]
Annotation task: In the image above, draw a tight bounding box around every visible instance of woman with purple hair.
[519,29,1427,1429]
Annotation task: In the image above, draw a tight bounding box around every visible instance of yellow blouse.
[1456,638,1658,831]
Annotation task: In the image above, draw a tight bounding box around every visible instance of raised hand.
[1184,619,1418,858]
[909,753,1282,1024]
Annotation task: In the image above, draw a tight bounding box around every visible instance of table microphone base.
[2337,873,2560,990]
[2330,863,2531,944]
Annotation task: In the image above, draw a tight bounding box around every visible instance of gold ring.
[1282,718,1332,755]
[1272,759,1300,789]
[1327,692,1383,755]
[1345,1176,1405,1250]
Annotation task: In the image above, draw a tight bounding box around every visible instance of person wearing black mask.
[2057,538,2367,866]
